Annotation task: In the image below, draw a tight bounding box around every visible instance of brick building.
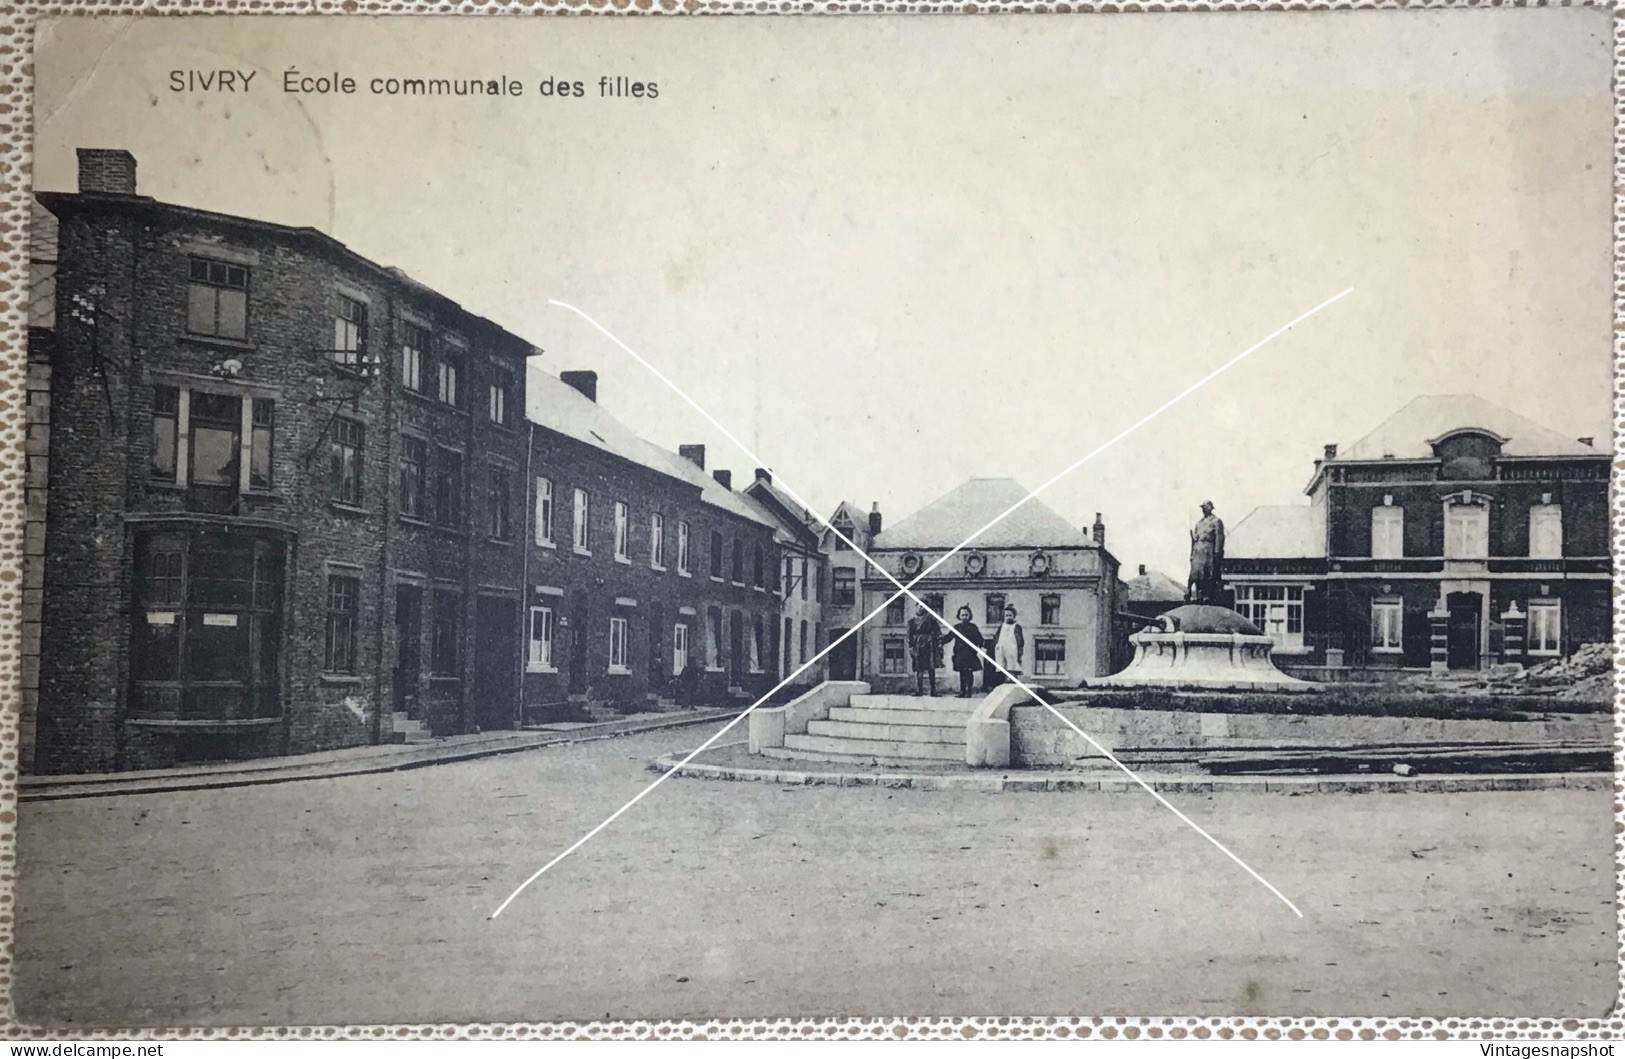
[818,499,883,680]
[743,470,827,689]
[30,148,785,774]
[1223,395,1611,674]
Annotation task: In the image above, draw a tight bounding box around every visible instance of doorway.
[828,629,856,681]
[473,595,519,730]
[393,585,422,719]
[1446,591,1482,671]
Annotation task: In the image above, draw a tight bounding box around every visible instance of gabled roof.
[526,368,773,530]
[744,477,824,548]
[1335,395,1601,462]
[872,478,1093,550]
[1122,567,1186,603]
[1227,506,1325,560]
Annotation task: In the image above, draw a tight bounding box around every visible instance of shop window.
[187,258,248,339]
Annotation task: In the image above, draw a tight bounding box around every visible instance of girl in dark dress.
[948,605,987,698]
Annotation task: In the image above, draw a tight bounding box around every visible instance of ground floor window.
[1370,599,1403,653]
[984,593,1006,625]
[884,597,905,625]
[1527,600,1562,655]
[1034,637,1067,676]
[324,574,360,673]
[673,622,690,675]
[431,590,461,676]
[1234,584,1305,651]
[609,616,629,673]
[799,620,809,666]
[750,616,765,673]
[527,606,555,670]
[880,635,906,674]
[707,608,723,669]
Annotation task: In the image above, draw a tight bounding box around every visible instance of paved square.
[15,722,1616,1025]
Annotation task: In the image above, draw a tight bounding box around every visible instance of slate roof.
[525,367,774,529]
[1336,395,1600,462]
[1122,567,1186,603]
[871,478,1093,550]
[1226,506,1325,559]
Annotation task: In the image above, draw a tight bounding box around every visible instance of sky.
[33,12,1616,578]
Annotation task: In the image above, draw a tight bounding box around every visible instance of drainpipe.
[516,418,533,729]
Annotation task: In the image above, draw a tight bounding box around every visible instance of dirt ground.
[13,722,1618,1027]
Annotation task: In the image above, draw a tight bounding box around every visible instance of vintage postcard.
[15,10,1618,1029]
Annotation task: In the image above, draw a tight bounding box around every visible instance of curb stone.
[650,754,1607,794]
[19,709,739,802]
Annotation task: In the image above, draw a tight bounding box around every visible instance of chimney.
[679,444,706,470]
[1578,436,1595,448]
[1323,443,1338,460]
[77,148,137,195]
[1092,512,1106,547]
[754,467,772,484]
[559,370,597,403]
[868,502,883,536]
[712,469,732,490]
[1138,564,1147,576]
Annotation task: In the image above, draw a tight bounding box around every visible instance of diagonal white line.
[490,289,1352,919]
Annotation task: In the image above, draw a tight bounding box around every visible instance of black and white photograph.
[12,10,1620,1029]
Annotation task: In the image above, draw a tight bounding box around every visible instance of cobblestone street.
[14,722,1617,1026]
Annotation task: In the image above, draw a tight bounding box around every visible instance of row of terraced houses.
[24,149,855,775]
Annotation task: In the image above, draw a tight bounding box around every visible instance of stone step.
[783,733,964,761]
[807,719,968,744]
[848,694,979,714]
[756,745,958,768]
[828,706,978,727]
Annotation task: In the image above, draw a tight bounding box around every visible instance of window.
[527,606,555,670]
[1528,600,1561,655]
[437,355,460,407]
[152,385,179,481]
[324,574,360,673]
[331,295,367,368]
[753,543,765,589]
[799,620,809,665]
[434,448,463,526]
[1371,505,1404,559]
[488,371,512,426]
[813,564,821,603]
[187,258,248,339]
[672,622,690,675]
[609,617,629,672]
[881,636,906,673]
[1529,504,1563,559]
[650,514,665,568]
[188,391,241,487]
[1233,585,1306,651]
[707,608,723,668]
[250,400,274,490]
[488,465,512,541]
[1370,599,1403,653]
[431,590,461,676]
[832,568,856,605]
[1034,637,1066,676]
[677,520,691,574]
[399,436,428,519]
[329,418,364,505]
[710,531,724,579]
[614,502,630,560]
[1040,594,1061,626]
[798,557,807,600]
[814,622,822,657]
[146,546,184,606]
[573,488,590,552]
[885,598,905,625]
[731,538,744,583]
[750,616,765,672]
[832,518,854,551]
[985,593,1006,625]
[401,322,429,393]
[1445,501,1489,560]
[534,477,554,544]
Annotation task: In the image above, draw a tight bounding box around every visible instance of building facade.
[31,148,784,774]
[859,478,1120,689]
[743,470,827,689]
[818,499,883,681]
[1223,395,1611,673]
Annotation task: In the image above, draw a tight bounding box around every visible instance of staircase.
[390,711,433,745]
[756,693,975,766]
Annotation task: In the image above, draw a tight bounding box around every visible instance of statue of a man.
[1187,500,1225,604]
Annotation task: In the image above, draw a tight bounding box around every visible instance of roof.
[1227,506,1325,560]
[744,477,824,547]
[1122,567,1186,603]
[525,367,774,530]
[872,478,1093,550]
[1336,395,1601,462]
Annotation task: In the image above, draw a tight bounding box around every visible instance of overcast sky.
[35,12,1615,578]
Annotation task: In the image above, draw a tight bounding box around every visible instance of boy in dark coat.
[907,605,946,696]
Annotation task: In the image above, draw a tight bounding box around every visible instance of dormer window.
[1431,429,1503,481]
